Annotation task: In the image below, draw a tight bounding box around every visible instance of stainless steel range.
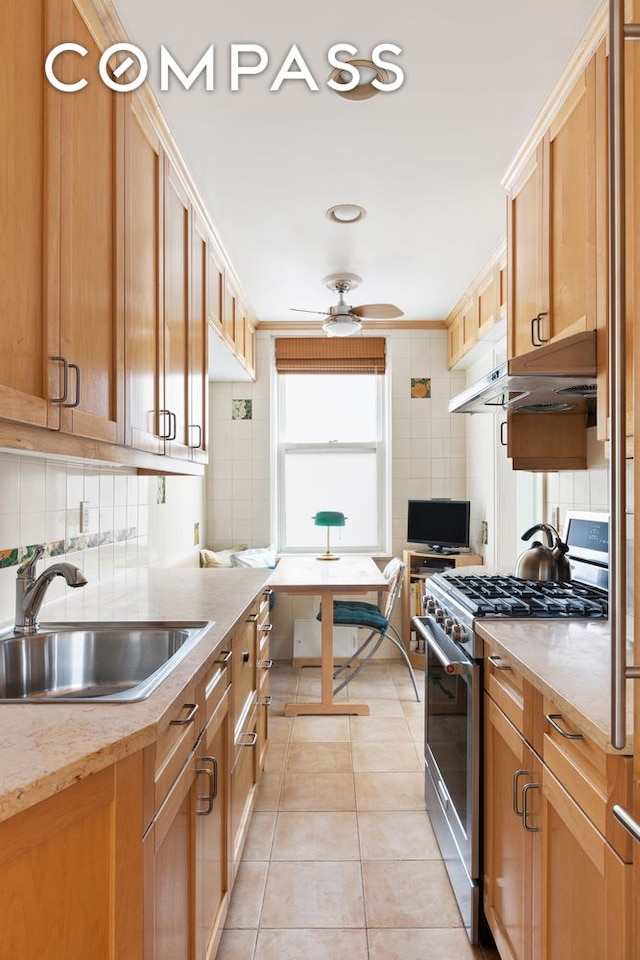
[412,510,609,944]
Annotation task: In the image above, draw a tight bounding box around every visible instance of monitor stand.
[429,545,460,555]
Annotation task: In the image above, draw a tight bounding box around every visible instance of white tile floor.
[217,661,499,960]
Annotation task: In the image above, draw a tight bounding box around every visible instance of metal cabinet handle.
[512,769,530,816]
[189,423,203,449]
[157,409,172,440]
[258,659,273,670]
[170,702,199,726]
[613,805,640,843]
[237,731,257,747]
[246,613,259,623]
[530,311,549,346]
[63,362,81,408]
[50,356,69,403]
[215,649,232,663]
[488,654,512,671]
[260,622,273,633]
[168,410,177,441]
[263,588,273,597]
[242,650,250,663]
[546,713,584,740]
[196,756,218,815]
[500,421,508,447]
[258,695,272,706]
[521,782,540,832]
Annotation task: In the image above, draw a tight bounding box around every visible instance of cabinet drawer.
[484,639,526,732]
[541,700,633,860]
[230,709,258,866]
[204,648,231,725]
[147,680,204,819]
[232,613,258,729]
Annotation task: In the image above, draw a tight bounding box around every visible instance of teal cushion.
[317,601,388,632]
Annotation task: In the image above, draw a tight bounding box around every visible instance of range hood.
[449,330,597,415]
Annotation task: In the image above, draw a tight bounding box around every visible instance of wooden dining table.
[267,555,388,716]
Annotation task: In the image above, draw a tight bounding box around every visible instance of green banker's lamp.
[313,511,346,561]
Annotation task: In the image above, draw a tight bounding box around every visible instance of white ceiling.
[114,0,600,325]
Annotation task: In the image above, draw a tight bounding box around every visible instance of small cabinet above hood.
[448,331,597,415]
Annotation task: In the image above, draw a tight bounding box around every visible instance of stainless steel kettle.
[515,523,571,581]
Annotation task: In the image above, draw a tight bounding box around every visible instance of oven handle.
[423,628,470,676]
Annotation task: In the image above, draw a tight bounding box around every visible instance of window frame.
[271,340,391,556]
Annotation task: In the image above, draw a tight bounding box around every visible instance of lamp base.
[316,552,340,561]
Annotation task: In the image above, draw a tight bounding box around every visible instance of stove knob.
[450,623,466,642]
[434,607,445,623]
[424,597,437,614]
[444,617,455,634]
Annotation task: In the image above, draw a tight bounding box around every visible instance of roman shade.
[274,337,386,374]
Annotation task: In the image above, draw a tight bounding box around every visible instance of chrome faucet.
[15,545,88,634]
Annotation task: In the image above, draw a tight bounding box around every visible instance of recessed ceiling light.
[328,59,391,101]
[326,203,367,224]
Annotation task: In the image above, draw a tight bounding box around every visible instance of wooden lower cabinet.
[0,754,144,960]
[484,689,632,960]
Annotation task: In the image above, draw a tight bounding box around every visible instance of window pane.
[283,375,378,442]
[283,450,379,550]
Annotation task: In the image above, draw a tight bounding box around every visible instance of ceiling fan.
[291,273,404,337]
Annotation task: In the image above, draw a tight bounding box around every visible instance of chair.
[316,557,420,701]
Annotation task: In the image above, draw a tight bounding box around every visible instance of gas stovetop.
[429,573,608,620]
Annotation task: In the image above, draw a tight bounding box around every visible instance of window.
[273,341,390,555]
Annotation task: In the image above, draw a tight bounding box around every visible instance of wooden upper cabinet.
[507,53,601,359]
[507,144,546,359]
[124,98,163,456]
[190,213,209,464]
[0,0,60,430]
[57,1,124,444]
[162,162,191,461]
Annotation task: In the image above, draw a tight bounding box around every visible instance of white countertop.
[0,567,271,823]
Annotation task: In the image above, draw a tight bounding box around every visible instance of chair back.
[380,557,405,621]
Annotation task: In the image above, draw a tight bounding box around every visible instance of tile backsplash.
[0,451,205,628]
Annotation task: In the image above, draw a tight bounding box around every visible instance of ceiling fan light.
[322,316,362,337]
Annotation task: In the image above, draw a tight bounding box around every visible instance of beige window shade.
[274,337,386,374]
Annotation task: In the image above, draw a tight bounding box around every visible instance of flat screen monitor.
[407,499,470,553]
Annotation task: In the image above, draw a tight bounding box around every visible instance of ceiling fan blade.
[289,307,330,316]
[351,303,404,319]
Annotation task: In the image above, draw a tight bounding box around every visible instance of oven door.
[414,614,481,940]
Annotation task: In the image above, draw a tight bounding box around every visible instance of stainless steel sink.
[0,621,211,703]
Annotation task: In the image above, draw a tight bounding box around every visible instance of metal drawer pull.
[170,702,199,726]
[488,654,512,671]
[258,695,272,706]
[530,311,549,346]
[215,649,232,663]
[263,588,273,597]
[613,804,640,843]
[546,713,583,740]
[238,731,257,747]
[521,782,540,833]
[196,756,218,815]
[157,409,172,440]
[260,623,274,633]
[512,769,530,816]
[50,356,69,403]
[246,613,259,623]
[242,650,250,663]
[258,659,274,670]
[500,421,507,447]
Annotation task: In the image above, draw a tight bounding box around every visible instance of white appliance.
[293,619,358,661]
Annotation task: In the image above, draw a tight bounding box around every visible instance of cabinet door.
[542,56,598,345]
[507,144,546,359]
[190,213,209,464]
[144,752,196,960]
[57,2,124,444]
[0,756,143,960]
[195,693,230,960]
[541,767,631,960]
[125,98,163,455]
[0,0,60,430]
[232,610,258,752]
[162,162,191,461]
[484,696,540,960]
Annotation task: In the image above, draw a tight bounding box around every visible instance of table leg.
[285,590,369,716]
